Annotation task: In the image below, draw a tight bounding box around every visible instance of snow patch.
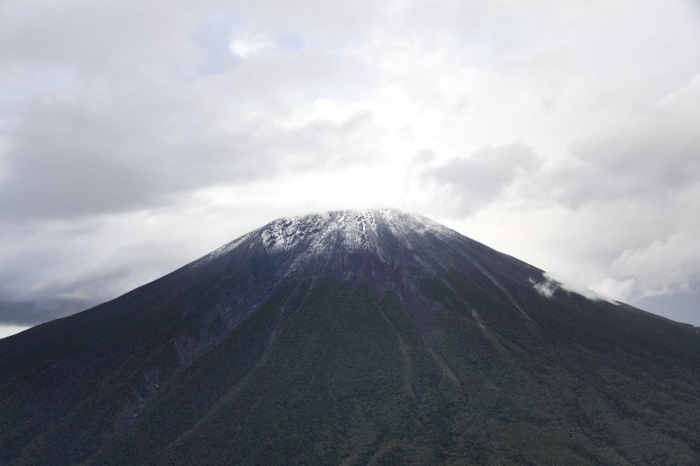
[192,232,253,266]
[193,209,459,276]
[258,209,453,255]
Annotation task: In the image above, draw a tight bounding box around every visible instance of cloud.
[193,20,241,75]
[0,83,374,220]
[0,299,90,326]
[481,72,700,316]
[425,143,542,214]
[0,0,699,327]
[0,96,262,218]
[0,0,378,222]
[539,73,700,208]
[0,0,198,79]
[611,234,700,300]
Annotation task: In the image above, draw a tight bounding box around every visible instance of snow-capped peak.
[194,209,458,275]
[258,209,453,255]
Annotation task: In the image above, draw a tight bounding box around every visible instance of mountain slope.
[1,209,699,465]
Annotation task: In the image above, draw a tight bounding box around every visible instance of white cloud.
[611,234,700,300]
[589,277,635,303]
[0,325,28,339]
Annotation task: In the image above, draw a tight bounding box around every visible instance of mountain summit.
[2,209,700,465]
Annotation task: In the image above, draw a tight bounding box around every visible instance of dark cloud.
[0,298,93,326]
[0,98,261,218]
[0,92,373,220]
[426,143,542,213]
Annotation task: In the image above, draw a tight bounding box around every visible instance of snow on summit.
[195,209,454,270]
[235,208,461,281]
[258,209,453,254]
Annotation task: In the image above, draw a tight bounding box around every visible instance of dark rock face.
[1,209,700,465]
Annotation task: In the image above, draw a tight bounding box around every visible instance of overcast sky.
[1,0,700,337]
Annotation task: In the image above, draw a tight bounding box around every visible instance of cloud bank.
[1,0,699,330]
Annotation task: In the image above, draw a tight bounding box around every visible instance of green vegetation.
[2,259,700,465]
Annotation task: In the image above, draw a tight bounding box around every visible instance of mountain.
[1,209,700,466]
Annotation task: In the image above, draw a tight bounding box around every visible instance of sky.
[1,0,700,338]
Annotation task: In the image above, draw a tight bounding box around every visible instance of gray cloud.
[0,298,93,326]
[539,78,700,208]
[0,1,198,84]
[0,0,376,222]
[1,98,261,218]
[426,143,542,213]
[0,86,373,220]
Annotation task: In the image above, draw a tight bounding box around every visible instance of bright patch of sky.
[0,325,28,340]
[229,33,274,58]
